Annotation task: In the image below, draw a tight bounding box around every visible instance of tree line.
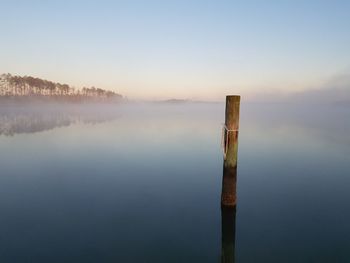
[0,73,122,98]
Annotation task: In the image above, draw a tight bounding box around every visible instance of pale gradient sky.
[0,0,349,100]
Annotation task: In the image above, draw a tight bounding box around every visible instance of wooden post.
[221,95,240,207]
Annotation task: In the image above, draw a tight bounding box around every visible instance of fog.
[0,101,349,156]
[247,73,350,106]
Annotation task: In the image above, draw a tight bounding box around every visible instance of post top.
[226,95,240,102]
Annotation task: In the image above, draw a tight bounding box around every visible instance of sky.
[0,0,350,101]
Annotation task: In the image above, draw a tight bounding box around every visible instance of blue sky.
[1,0,349,100]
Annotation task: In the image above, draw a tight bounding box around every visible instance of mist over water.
[0,102,349,262]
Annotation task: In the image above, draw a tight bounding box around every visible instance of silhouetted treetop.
[0,73,122,99]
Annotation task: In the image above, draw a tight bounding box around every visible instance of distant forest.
[0,73,122,99]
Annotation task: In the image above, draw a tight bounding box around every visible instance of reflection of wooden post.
[221,206,236,263]
[221,95,240,207]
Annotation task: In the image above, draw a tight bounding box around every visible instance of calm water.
[0,102,349,262]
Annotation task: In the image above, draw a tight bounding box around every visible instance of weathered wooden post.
[221,95,240,207]
[220,95,240,263]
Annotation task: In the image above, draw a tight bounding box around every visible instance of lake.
[0,102,349,262]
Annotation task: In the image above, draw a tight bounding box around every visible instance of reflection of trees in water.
[0,111,118,136]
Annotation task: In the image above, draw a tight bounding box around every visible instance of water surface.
[0,102,349,262]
